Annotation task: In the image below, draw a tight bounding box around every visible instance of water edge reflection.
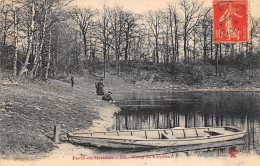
[113,91,260,156]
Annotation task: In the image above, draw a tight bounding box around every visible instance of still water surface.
[111,91,260,157]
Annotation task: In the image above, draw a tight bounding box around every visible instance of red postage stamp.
[213,0,248,43]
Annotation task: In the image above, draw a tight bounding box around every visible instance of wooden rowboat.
[67,126,246,149]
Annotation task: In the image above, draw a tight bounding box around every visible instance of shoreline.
[116,86,260,92]
[1,71,260,160]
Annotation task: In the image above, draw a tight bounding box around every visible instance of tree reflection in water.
[113,91,260,156]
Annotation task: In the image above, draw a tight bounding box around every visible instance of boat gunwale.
[68,131,246,142]
[71,126,241,135]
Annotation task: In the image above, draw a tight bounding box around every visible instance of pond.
[110,90,260,157]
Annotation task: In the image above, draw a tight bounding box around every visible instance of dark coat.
[102,93,113,102]
[95,82,104,95]
[71,76,74,87]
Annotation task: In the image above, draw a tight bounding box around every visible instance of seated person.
[102,91,114,102]
[95,78,104,95]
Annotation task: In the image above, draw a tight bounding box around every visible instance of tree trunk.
[107,45,110,67]
[103,44,106,78]
[114,13,121,75]
[3,11,7,46]
[203,29,207,61]
[155,37,159,63]
[53,35,59,76]
[163,37,166,64]
[155,14,159,64]
[193,30,196,62]
[174,16,178,61]
[183,7,187,63]
[52,44,56,77]
[124,28,129,72]
[246,42,249,57]
[124,24,130,61]
[169,9,175,63]
[18,0,35,76]
[215,44,219,76]
[83,33,88,59]
[219,43,222,63]
[176,38,179,61]
[184,32,187,62]
[230,43,234,58]
[45,11,52,79]
[103,16,106,78]
[13,10,18,77]
[166,26,169,63]
[30,5,47,78]
[187,40,189,63]
[250,27,254,76]
[117,57,120,76]
[210,23,213,60]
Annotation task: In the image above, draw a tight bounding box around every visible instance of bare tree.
[18,0,35,76]
[1,0,8,46]
[0,0,15,68]
[159,10,169,64]
[12,0,18,76]
[123,11,138,62]
[200,7,212,61]
[180,0,202,62]
[248,17,260,74]
[111,6,125,75]
[0,0,258,83]
[95,5,112,78]
[16,0,72,77]
[29,0,48,78]
[166,3,179,63]
[73,7,97,59]
[44,9,52,79]
[146,10,162,64]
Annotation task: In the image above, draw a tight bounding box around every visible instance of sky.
[71,0,260,18]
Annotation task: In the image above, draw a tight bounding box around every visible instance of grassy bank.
[0,71,122,160]
[116,61,260,90]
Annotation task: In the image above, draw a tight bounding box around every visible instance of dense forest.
[0,0,260,85]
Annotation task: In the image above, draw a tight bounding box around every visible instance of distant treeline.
[0,0,259,79]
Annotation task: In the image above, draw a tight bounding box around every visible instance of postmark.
[213,0,248,42]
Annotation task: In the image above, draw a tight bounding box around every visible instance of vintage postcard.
[0,0,260,166]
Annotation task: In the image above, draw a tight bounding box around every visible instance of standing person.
[95,78,104,95]
[71,74,74,87]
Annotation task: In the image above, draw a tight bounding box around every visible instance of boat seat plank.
[105,132,118,136]
[146,130,160,139]
[73,133,92,136]
[92,132,106,136]
[196,128,210,137]
[118,131,132,136]
[107,136,143,140]
[132,131,146,138]
[172,130,185,138]
[184,129,198,138]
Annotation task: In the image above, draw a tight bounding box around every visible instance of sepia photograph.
[0,0,260,165]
